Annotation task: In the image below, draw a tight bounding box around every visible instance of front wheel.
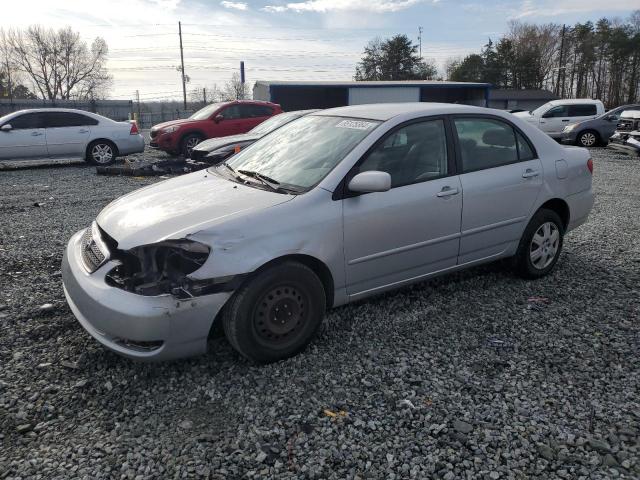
[514,209,564,279]
[181,134,203,158]
[86,140,117,165]
[222,262,326,363]
[577,130,599,147]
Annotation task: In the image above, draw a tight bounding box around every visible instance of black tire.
[86,140,118,166]
[514,209,564,279]
[222,261,326,363]
[180,133,203,158]
[576,130,600,148]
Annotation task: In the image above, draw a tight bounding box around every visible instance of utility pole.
[240,61,245,100]
[418,26,423,59]
[135,89,141,125]
[556,24,566,98]
[203,87,207,105]
[178,21,187,110]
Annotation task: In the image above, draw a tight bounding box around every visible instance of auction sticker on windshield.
[336,120,377,130]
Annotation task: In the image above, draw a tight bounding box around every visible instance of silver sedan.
[62,103,594,362]
[0,108,144,165]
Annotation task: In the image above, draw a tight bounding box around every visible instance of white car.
[514,99,605,139]
[0,108,145,165]
[62,103,594,363]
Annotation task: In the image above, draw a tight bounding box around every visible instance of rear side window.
[359,119,449,188]
[242,105,273,118]
[516,131,535,161]
[454,118,518,173]
[8,113,44,129]
[542,106,568,118]
[44,112,99,128]
[568,104,597,117]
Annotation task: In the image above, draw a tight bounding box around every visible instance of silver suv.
[62,103,594,363]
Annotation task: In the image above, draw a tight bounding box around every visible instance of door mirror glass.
[605,114,617,121]
[0,124,12,131]
[348,171,391,193]
[214,114,224,123]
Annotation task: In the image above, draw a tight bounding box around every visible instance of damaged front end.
[608,110,640,157]
[99,231,240,299]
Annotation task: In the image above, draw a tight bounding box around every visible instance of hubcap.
[529,221,560,270]
[581,132,596,147]
[254,286,306,345]
[92,144,113,164]
[185,137,200,155]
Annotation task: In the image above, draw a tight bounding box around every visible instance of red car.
[149,100,282,157]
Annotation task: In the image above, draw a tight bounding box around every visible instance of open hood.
[97,171,293,249]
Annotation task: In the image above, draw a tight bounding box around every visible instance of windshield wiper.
[237,169,285,192]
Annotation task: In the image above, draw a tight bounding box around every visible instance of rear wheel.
[514,209,564,279]
[222,262,326,363]
[577,130,599,147]
[181,133,203,158]
[86,140,117,166]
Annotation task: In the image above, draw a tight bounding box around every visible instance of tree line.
[356,10,640,107]
[0,26,110,102]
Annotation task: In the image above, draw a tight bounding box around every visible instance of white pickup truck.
[513,99,605,139]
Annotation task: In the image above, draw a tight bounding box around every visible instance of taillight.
[130,121,139,135]
[587,158,593,174]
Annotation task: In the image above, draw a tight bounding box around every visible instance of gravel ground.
[0,148,638,480]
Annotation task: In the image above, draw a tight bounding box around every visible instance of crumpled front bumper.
[62,230,231,361]
[607,134,640,156]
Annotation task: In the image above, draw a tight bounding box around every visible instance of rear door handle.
[78,129,89,133]
[31,131,43,136]
[522,169,540,178]
[437,186,459,197]
[561,119,570,122]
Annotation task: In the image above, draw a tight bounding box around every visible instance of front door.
[540,105,570,135]
[0,112,47,160]
[215,105,249,137]
[43,111,94,158]
[453,116,543,264]
[342,118,462,297]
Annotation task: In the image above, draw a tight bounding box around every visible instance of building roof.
[255,80,491,88]
[313,102,490,121]
[490,89,558,100]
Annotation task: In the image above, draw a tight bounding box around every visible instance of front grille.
[80,225,108,272]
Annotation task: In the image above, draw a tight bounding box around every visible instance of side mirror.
[214,114,224,123]
[348,171,391,193]
[605,114,616,121]
[1,124,12,132]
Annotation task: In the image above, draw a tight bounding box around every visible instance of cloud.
[220,1,248,10]
[510,0,638,19]
[262,0,427,14]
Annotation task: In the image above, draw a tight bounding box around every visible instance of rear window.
[568,104,597,117]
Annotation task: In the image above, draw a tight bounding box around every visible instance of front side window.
[358,119,449,188]
[454,118,518,172]
[7,113,44,129]
[542,106,569,118]
[568,104,597,117]
[221,105,242,120]
[223,115,380,190]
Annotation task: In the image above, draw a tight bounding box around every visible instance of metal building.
[253,80,491,111]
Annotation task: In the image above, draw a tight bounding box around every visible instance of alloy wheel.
[185,137,200,156]
[529,221,560,270]
[91,144,113,164]
[580,132,597,147]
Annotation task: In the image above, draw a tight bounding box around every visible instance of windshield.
[249,111,302,135]
[222,115,380,190]
[189,103,226,120]
[531,103,551,116]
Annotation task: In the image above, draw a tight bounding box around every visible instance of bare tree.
[222,72,249,100]
[6,25,111,100]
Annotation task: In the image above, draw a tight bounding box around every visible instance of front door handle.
[31,131,43,136]
[436,186,459,197]
[561,119,570,122]
[78,129,89,133]
[522,169,540,178]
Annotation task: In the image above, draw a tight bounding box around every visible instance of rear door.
[0,112,47,160]
[43,112,96,158]
[539,105,570,135]
[453,116,543,264]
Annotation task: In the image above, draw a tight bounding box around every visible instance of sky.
[2,0,638,101]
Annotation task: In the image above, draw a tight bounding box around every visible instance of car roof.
[547,99,602,106]
[312,102,490,121]
[6,108,109,119]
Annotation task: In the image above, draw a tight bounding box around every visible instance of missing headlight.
[105,240,213,297]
